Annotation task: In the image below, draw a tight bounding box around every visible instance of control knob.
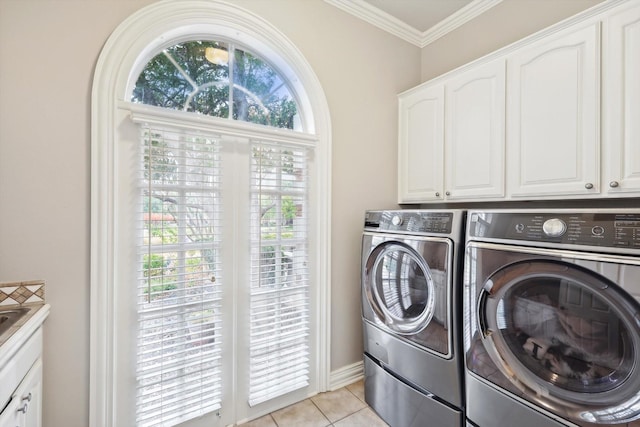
[543,218,567,237]
[391,215,403,227]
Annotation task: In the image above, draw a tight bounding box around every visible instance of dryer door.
[363,234,452,356]
[471,246,640,425]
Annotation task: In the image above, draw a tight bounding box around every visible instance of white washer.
[362,210,465,427]
[464,209,640,427]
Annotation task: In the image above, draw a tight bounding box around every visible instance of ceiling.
[362,0,474,32]
[324,0,503,47]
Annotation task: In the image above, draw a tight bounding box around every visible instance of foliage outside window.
[132,42,312,427]
[249,142,309,406]
[137,128,223,426]
[132,41,300,130]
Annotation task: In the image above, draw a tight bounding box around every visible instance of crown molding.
[325,0,423,46]
[421,0,503,47]
[324,0,503,48]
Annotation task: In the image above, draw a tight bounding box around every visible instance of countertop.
[0,303,50,368]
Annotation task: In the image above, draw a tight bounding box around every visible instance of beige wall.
[0,1,418,425]
[0,2,154,426]
[421,0,604,82]
[0,0,613,425]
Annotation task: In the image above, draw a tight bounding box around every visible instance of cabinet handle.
[609,181,619,188]
[435,192,440,197]
[22,392,32,402]
[584,183,594,190]
[17,403,28,414]
[445,191,451,196]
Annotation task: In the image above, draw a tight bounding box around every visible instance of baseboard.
[329,360,364,391]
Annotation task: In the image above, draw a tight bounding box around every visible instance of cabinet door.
[507,23,600,198]
[445,59,505,200]
[0,359,42,427]
[21,359,42,427]
[603,5,640,195]
[398,84,444,203]
[0,394,20,427]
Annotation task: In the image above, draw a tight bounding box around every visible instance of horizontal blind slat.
[138,372,222,400]
[250,362,309,387]
[137,125,223,427]
[249,141,310,406]
[250,303,308,319]
[250,354,309,376]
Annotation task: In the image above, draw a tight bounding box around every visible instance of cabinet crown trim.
[400,0,627,95]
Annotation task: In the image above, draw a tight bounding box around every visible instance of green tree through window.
[132,41,299,129]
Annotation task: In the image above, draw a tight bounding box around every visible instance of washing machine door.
[362,233,452,356]
[472,247,640,425]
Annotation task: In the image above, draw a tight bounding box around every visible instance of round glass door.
[478,259,640,424]
[365,241,435,335]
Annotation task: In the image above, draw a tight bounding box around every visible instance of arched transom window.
[132,40,301,130]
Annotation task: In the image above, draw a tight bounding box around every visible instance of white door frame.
[90,2,332,425]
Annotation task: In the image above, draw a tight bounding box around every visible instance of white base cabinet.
[0,310,48,427]
[0,359,42,427]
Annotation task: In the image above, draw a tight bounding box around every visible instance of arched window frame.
[131,39,306,129]
[90,1,332,425]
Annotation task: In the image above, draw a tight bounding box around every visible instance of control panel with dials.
[468,211,640,249]
[365,210,455,235]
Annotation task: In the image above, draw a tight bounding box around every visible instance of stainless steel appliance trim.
[465,241,640,425]
[363,232,454,358]
[368,242,436,334]
[365,354,463,427]
[466,241,640,266]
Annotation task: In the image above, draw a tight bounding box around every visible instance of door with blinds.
[134,123,315,427]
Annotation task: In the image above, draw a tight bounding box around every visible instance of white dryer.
[464,209,640,427]
[362,210,465,427]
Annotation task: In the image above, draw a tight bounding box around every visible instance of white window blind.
[248,141,310,406]
[136,126,223,427]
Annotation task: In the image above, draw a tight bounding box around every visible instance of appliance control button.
[592,226,605,236]
[391,215,403,226]
[543,218,567,237]
[515,223,525,233]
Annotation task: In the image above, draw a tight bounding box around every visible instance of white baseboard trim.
[329,360,364,391]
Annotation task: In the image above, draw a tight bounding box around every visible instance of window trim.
[125,101,319,146]
[90,2,332,425]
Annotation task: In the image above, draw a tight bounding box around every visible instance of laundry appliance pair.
[362,209,640,427]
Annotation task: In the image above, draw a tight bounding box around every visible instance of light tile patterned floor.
[240,380,389,427]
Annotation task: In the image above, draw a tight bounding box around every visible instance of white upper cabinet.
[603,3,640,195]
[398,84,444,203]
[445,59,505,200]
[398,60,505,204]
[398,1,640,204]
[506,23,600,198]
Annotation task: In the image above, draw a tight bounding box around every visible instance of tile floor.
[240,379,388,427]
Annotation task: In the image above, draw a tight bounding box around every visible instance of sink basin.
[0,307,31,336]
